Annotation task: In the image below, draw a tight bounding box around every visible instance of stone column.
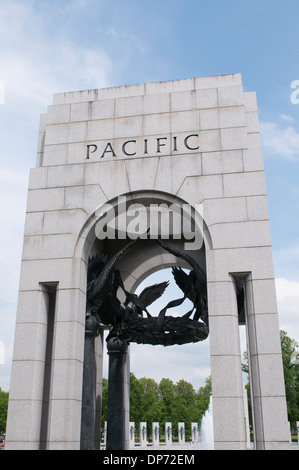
[5,288,50,450]
[104,421,107,448]
[152,422,159,447]
[208,277,246,450]
[191,423,198,443]
[245,276,290,450]
[140,422,147,447]
[45,280,86,450]
[80,314,100,450]
[106,337,129,450]
[129,422,135,448]
[178,422,185,445]
[94,329,104,450]
[165,422,172,446]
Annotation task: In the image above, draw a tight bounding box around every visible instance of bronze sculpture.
[85,238,217,347]
[83,237,245,449]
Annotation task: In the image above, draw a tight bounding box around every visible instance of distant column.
[191,423,198,443]
[178,422,185,445]
[152,422,159,447]
[140,422,147,447]
[104,421,107,448]
[165,422,172,446]
[129,422,135,448]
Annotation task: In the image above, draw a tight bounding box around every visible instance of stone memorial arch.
[6,74,290,450]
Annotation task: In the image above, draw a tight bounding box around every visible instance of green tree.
[158,378,176,423]
[129,373,144,425]
[280,330,299,429]
[242,330,299,432]
[173,379,196,439]
[139,378,161,429]
[196,375,212,420]
[0,388,9,433]
[101,373,212,441]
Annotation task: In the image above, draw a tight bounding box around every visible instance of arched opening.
[79,190,212,449]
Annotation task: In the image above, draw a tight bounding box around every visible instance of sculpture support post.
[80,315,99,450]
[94,329,104,450]
[106,337,129,450]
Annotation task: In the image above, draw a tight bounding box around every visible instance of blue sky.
[0,0,299,391]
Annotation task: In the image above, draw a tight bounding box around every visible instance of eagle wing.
[87,254,108,283]
[171,267,190,294]
[139,281,169,307]
[88,238,139,302]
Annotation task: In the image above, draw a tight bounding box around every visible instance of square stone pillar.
[152,422,159,447]
[129,422,135,448]
[45,290,86,449]
[165,422,172,446]
[208,277,246,450]
[191,423,198,443]
[245,276,290,450]
[5,287,51,450]
[178,422,185,445]
[140,422,147,447]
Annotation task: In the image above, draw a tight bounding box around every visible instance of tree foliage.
[0,388,9,433]
[101,373,211,440]
[280,330,299,429]
[242,330,299,431]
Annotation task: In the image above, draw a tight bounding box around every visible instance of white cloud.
[0,168,28,300]
[260,121,299,159]
[0,0,113,304]
[0,167,28,390]
[276,277,299,301]
[273,243,299,281]
[0,0,112,109]
[130,341,211,389]
[279,113,294,123]
[275,277,299,342]
[0,0,114,391]
[0,303,17,391]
